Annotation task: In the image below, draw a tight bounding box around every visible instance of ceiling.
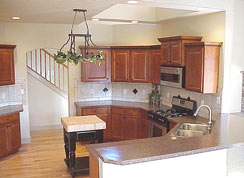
[0,0,223,24]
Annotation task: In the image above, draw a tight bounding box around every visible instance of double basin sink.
[170,123,211,138]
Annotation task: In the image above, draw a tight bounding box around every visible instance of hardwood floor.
[0,129,89,178]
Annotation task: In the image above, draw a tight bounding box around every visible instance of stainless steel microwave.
[160,66,185,88]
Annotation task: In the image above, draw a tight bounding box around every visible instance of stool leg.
[69,132,77,177]
[97,130,104,143]
[63,128,69,160]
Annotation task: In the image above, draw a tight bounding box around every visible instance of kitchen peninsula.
[75,101,244,178]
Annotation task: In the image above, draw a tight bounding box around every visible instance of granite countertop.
[79,100,244,165]
[0,105,23,117]
[75,100,170,111]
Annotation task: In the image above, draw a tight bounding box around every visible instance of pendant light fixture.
[54,9,104,65]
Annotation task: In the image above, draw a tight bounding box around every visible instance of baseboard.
[21,137,31,144]
[30,124,63,131]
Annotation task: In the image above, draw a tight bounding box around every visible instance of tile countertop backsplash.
[74,80,221,118]
[0,80,26,107]
[74,80,152,103]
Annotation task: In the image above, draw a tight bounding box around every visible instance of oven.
[148,112,168,137]
[160,66,185,88]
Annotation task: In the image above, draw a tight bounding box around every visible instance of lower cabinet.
[80,107,111,142]
[78,106,150,141]
[139,110,150,139]
[111,107,139,141]
[0,113,21,159]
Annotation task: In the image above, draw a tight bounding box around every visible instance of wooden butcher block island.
[61,115,106,178]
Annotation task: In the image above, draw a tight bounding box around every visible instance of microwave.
[160,66,185,88]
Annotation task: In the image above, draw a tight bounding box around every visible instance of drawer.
[82,107,108,115]
[0,113,19,125]
[111,107,139,117]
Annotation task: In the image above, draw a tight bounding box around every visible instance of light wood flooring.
[0,129,89,178]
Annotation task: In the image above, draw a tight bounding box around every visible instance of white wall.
[0,22,113,138]
[27,74,68,130]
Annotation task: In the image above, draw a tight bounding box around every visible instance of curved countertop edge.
[86,113,244,165]
[0,105,23,117]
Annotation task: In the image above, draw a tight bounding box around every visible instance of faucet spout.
[193,105,212,125]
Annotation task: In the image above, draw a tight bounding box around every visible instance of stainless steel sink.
[170,123,211,138]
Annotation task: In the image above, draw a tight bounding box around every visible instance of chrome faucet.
[193,105,212,125]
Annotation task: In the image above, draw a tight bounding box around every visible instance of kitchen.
[0,0,244,178]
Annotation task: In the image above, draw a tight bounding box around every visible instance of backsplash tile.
[0,79,26,107]
[161,86,221,118]
[75,81,152,103]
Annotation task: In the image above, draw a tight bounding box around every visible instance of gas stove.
[148,95,197,129]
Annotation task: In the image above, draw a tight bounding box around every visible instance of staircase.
[26,49,69,98]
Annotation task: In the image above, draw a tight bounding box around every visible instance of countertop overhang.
[0,105,23,117]
[75,101,244,165]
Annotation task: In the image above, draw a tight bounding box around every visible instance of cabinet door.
[124,117,138,140]
[139,119,149,139]
[97,114,110,141]
[150,49,161,85]
[170,41,182,65]
[7,120,21,151]
[185,46,204,93]
[161,42,170,65]
[129,49,149,83]
[0,48,15,86]
[111,114,125,140]
[81,49,111,82]
[0,125,8,156]
[112,49,129,82]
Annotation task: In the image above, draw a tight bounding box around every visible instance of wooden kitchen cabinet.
[158,36,202,66]
[80,47,111,82]
[79,107,111,142]
[111,107,139,141]
[149,46,161,85]
[111,49,130,82]
[111,46,151,83]
[139,109,149,139]
[185,42,222,93]
[0,113,21,159]
[0,45,16,86]
[129,49,149,83]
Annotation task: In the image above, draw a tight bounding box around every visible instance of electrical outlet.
[123,89,127,95]
[217,97,221,104]
[20,89,25,95]
[2,93,6,99]
[167,92,170,98]
[201,99,205,105]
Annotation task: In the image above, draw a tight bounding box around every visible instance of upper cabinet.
[111,49,130,82]
[129,49,149,83]
[111,47,150,83]
[185,42,222,93]
[80,46,111,82]
[158,36,202,66]
[0,44,16,86]
[149,46,161,85]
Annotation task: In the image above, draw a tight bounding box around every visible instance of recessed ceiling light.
[92,18,99,21]
[11,16,20,20]
[127,0,138,4]
[131,20,138,24]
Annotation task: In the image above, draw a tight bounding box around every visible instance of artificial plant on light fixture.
[54,9,104,65]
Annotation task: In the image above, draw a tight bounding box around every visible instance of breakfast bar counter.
[86,113,244,165]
